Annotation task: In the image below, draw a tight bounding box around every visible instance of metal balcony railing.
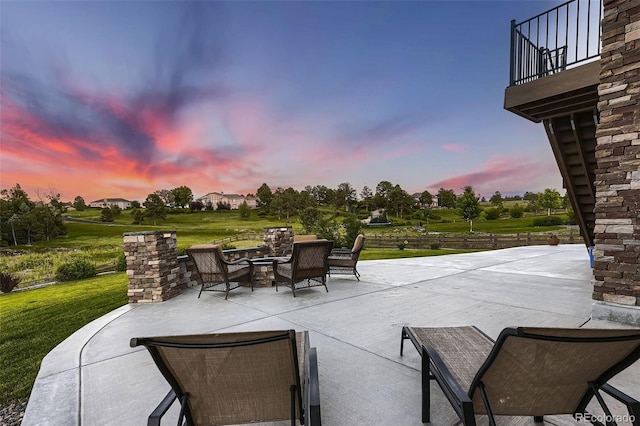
[509,0,602,86]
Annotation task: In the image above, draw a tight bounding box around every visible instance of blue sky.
[0,0,567,202]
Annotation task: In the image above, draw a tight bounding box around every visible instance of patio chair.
[327,234,365,280]
[273,239,333,297]
[400,325,640,425]
[131,329,321,426]
[186,244,253,300]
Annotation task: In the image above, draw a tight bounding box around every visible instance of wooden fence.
[212,231,582,250]
[364,232,581,250]
[211,233,263,246]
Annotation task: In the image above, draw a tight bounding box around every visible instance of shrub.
[115,252,127,272]
[342,214,363,249]
[315,216,341,244]
[566,208,577,225]
[221,242,237,250]
[0,272,20,293]
[509,204,525,218]
[484,207,501,220]
[532,216,563,226]
[55,258,97,282]
[100,207,114,222]
[131,208,145,225]
[299,207,321,234]
[430,242,441,250]
[238,202,250,219]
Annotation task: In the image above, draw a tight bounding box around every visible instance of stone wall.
[125,235,277,303]
[263,226,293,256]
[592,0,640,324]
[124,231,181,303]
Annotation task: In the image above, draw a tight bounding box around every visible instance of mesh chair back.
[187,244,227,280]
[470,327,640,416]
[291,240,333,281]
[134,330,304,425]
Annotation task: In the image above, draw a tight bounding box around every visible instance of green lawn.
[0,274,128,405]
[359,248,482,260]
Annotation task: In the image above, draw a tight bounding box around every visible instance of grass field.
[1,207,569,285]
[0,273,128,405]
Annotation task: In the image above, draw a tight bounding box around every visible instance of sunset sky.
[1,1,569,203]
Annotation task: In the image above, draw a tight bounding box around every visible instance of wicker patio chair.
[327,234,365,280]
[273,240,333,297]
[400,326,640,425]
[186,244,253,300]
[131,330,321,426]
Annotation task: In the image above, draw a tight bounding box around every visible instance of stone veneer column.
[592,0,640,325]
[263,226,293,256]
[124,231,181,303]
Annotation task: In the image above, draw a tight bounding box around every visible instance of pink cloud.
[427,155,561,196]
[441,143,467,153]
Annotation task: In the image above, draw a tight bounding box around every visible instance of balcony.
[504,0,603,248]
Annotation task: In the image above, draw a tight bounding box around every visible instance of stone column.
[124,231,181,303]
[592,0,640,325]
[263,226,293,256]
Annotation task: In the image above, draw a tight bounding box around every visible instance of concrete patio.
[22,245,640,425]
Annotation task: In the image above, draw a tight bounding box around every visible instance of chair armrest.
[225,257,252,266]
[422,345,474,421]
[330,248,352,255]
[305,347,321,426]
[148,389,177,426]
[272,256,293,269]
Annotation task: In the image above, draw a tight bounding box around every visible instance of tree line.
[1,180,567,247]
[0,184,67,246]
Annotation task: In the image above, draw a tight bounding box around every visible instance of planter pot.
[548,236,560,246]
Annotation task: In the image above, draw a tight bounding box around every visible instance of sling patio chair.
[327,234,365,281]
[400,325,640,425]
[186,244,253,300]
[131,329,321,426]
[273,239,333,297]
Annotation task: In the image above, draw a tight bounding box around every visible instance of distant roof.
[224,194,245,200]
[90,198,131,203]
[197,192,247,200]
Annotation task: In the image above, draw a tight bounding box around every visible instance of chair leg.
[400,327,408,356]
[224,282,229,300]
[421,347,431,423]
[198,283,204,298]
[354,268,360,281]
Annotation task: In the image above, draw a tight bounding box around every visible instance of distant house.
[196,192,257,210]
[412,192,439,208]
[89,198,132,209]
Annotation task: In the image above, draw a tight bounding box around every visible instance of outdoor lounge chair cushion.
[401,325,640,425]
